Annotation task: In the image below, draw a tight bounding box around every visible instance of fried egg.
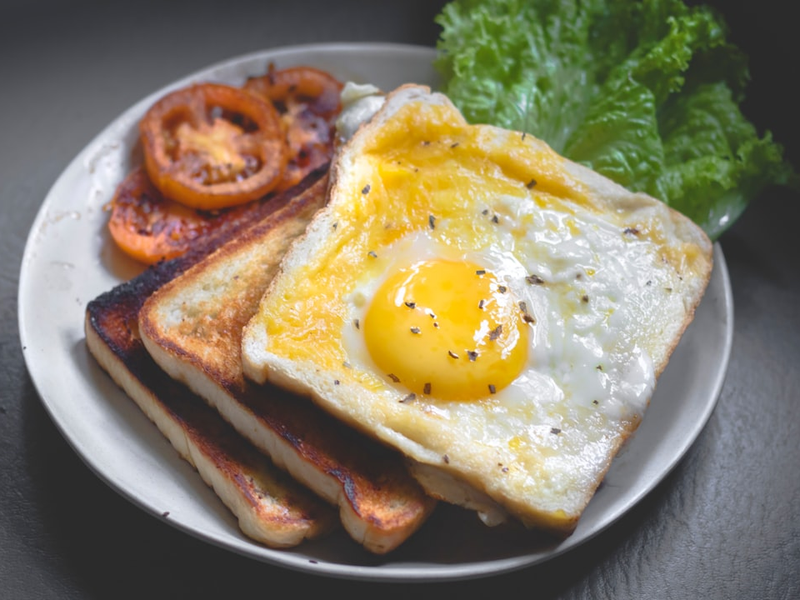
[242,84,713,535]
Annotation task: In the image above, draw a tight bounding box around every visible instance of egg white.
[340,195,657,437]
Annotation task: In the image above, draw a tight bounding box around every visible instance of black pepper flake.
[646,280,653,286]
[433,322,440,328]
[482,209,489,215]
[423,382,431,395]
[448,350,460,359]
[451,142,459,148]
[665,287,673,293]
[521,132,527,141]
[596,364,603,371]
[467,350,478,361]
[343,361,352,369]
[488,324,503,341]
[476,269,486,276]
[551,427,562,435]
[592,400,599,405]
[388,373,401,383]
[429,214,436,229]
[502,466,509,473]
[526,274,545,285]
[491,214,499,224]
[368,250,377,258]
[522,314,535,324]
[582,295,589,303]
[400,393,416,403]
[404,301,416,309]
[362,184,371,195]
[334,380,340,385]
[332,221,338,230]
[575,273,582,280]
[309,560,319,564]
[422,140,430,146]
[488,384,497,394]
[443,454,450,464]
[624,227,640,236]
[410,327,421,334]
[354,319,360,329]
[519,301,529,315]
[478,299,486,310]
[497,285,507,293]
[162,511,170,518]
[526,178,537,189]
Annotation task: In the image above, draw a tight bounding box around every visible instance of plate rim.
[17,41,734,583]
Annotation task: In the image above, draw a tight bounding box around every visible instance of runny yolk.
[363,259,530,401]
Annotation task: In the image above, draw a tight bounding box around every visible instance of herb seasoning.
[526,274,545,285]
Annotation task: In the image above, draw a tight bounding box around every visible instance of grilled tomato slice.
[140,83,288,210]
[107,167,258,264]
[244,66,342,191]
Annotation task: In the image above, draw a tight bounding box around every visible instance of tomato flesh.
[140,83,287,210]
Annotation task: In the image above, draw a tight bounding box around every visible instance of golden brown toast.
[138,172,435,554]
[85,170,339,547]
[241,85,713,536]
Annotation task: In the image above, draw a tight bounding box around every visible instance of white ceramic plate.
[18,43,733,582]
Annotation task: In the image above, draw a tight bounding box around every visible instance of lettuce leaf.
[434,0,796,239]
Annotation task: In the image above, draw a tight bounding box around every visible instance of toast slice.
[85,170,338,547]
[138,172,435,554]
[241,85,714,536]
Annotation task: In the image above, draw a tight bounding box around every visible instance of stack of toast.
[86,168,435,554]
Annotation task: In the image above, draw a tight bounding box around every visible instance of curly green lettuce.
[434,0,796,239]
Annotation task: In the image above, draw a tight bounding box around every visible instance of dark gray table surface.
[2,1,798,598]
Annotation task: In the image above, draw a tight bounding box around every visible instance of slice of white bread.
[138,171,435,554]
[85,173,340,548]
[242,85,713,536]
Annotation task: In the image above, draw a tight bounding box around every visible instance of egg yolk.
[363,259,530,401]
